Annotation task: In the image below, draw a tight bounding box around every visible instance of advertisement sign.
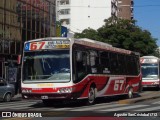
[61,26,67,37]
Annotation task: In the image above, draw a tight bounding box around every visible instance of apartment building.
[56,0,134,35]
[56,0,117,35]
[117,0,134,20]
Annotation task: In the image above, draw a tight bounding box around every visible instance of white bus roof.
[24,37,70,43]
[141,56,159,59]
[25,37,139,55]
[74,38,137,55]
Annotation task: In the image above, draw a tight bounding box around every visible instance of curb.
[118,94,160,104]
[12,94,22,100]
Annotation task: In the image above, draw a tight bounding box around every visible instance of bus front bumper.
[22,93,79,100]
[142,81,159,88]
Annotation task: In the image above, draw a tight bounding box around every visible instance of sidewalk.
[12,93,22,100]
[118,91,160,104]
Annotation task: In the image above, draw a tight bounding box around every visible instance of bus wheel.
[87,87,96,105]
[138,81,143,93]
[127,87,133,99]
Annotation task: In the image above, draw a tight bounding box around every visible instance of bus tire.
[138,81,143,93]
[127,87,133,99]
[86,86,96,105]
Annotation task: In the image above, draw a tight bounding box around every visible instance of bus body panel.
[22,75,141,100]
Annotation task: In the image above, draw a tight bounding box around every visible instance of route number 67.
[114,80,124,91]
[30,42,45,50]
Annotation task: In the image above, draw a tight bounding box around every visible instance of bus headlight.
[22,89,26,93]
[154,81,159,84]
[22,89,32,93]
[58,87,72,93]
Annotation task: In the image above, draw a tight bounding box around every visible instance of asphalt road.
[1,89,160,119]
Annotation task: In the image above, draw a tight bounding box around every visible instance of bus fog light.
[154,82,159,84]
[22,89,32,93]
[22,89,27,93]
[58,88,72,93]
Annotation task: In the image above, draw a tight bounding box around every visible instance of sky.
[134,0,160,46]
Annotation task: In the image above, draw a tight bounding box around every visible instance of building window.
[60,19,70,24]
[118,0,122,4]
[60,0,70,5]
[118,8,122,12]
[3,40,9,54]
[10,41,16,54]
[59,9,70,15]
[0,41,2,53]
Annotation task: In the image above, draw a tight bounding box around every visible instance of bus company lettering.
[11,112,42,117]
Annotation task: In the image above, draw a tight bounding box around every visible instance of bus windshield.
[141,63,158,79]
[22,50,70,82]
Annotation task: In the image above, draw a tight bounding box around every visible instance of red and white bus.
[140,56,160,90]
[21,37,141,105]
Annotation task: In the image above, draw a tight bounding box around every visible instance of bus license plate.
[41,96,48,99]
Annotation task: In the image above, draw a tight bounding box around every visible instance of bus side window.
[74,51,88,82]
[110,53,119,75]
[100,51,110,74]
[118,54,126,75]
[90,50,99,74]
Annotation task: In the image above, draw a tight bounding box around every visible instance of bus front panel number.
[30,42,45,50]
[114,80,124,91]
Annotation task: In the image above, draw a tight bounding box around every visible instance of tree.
[74,17,158,56]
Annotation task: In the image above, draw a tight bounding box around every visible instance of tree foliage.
[74,17,158,56]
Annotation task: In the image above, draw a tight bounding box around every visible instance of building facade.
[56,0,116,35]
[0,0,56,93]
[56,0,133,36]
[117,0,134,20]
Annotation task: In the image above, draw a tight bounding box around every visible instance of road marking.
[135,106,160,111]
[0,104,33,109]
[0,100,39,106]
[70,104,125,111]
[152,101,160,104]
[0,101,39,109]
[100,105,149,111]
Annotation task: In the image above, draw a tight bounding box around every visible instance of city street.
[0,90,160,118]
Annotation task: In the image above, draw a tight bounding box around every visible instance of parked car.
[0,78,15,102]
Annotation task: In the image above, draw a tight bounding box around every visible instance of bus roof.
[74,38,139,55]
[141,56,159,59]
[25,37,139,55]
[24,37,70,43]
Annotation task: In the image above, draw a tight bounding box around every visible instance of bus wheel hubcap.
[89,88,95,103]
[128,88,133,98]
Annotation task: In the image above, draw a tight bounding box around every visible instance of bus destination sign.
[141,58,158,63]
[24,40,70,51]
